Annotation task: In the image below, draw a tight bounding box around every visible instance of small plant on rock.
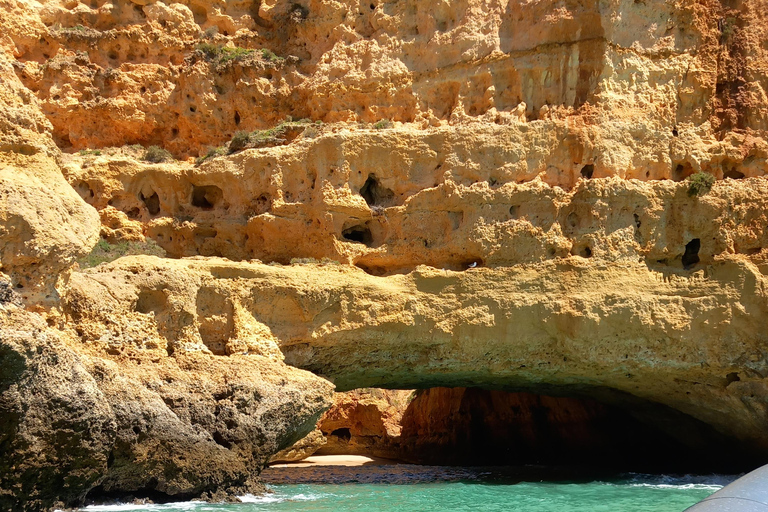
[142,146,173,163]
[228,131,252,153]
[196,146,226,165]
[260,48,284,63]
[687,171,716,197]
[78,238,166,269]
[374,119,393,130]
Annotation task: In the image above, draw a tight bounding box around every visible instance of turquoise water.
[80,474,731,512]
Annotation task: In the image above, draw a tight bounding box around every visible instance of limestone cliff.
[0,0,767,507]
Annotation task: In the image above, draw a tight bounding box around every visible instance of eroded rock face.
[62,149,768,274]
[85,350,333,500]
[4,0,768,161]
[0,305,116,512]
[67,254,768,463]
[0,0,767,505]
[315,389,412,459]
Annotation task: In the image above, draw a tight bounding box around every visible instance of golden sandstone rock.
[0,0,767,507]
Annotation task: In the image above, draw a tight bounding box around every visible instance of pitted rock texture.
[67,255,768,462]
[1,0,768,505]
[3,0,768,160]
[0,153,100,303]
[64,146,768,274]
[0,306,116,512]
[0,300,334,509]
[315,389,412,459]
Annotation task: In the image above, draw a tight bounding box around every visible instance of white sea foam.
[237,493,284,503]
[605,472,740,492]
[627,483,723,491]
[81,502,205,512]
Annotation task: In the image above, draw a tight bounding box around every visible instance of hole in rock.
[724,169,745,179]
[682,238,700,269]
[571,243,592,258]
[461,258,483,270]
[234,111,241,125]
[312,387,757,473]
[580,164,594,179]
[196,287,232,355]
[191,185,223,209]
[291,3,309,21]
[726,372,741,385]
[75,181,95,202]
[213,431,233,449]
[330,428,351,442]
[509,205,520,219]
[135,290,167,315]
[672,127,679,137]
[672,162,694,181]
[140,191,160,215]
[342,224,373,246]
[360,173,394,207]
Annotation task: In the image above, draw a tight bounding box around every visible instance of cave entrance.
[307,387,752,474]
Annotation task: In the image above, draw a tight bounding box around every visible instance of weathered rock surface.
[4,0,768,163]
[63,148,768,274]
[84,348,333,500]
[0,304,116,512]
[68,254,768,463]
[0,153,101,303]
[269,428,326,463]
[1,0,768,505]
[315,389,412,459]
[0,294,334,508]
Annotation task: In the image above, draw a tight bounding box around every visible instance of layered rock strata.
[67,253,768,464]
[315,389,412,458]
[0,0,767,507]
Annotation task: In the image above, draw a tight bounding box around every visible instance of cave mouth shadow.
[323,386,758,476]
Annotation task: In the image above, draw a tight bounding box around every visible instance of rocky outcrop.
[0,305,115,512]
[66,254,768,466]
[270,428,326,463]
[315,389,412,459]
[4,0,768,160]
[1,293,333,510]
[1,0,768,505]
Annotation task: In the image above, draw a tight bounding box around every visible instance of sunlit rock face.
[66,254,768,468]
[1,0,768,507]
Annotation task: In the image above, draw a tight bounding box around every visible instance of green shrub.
[260,48,284,63]
[196,42,222,60]
[228,131,252,153]
[202,26,218,39]
[196,44,257,65]
[196,146,226,165]
[142,146,173,163]
[687,172,715,197]
[78,149,102,156]
[219,46,254,64]
[78,238,166,269]
[374,119,393,130]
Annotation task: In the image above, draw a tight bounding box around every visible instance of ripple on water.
[73,469,736,512]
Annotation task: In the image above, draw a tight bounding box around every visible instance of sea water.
[78,472,734,512]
